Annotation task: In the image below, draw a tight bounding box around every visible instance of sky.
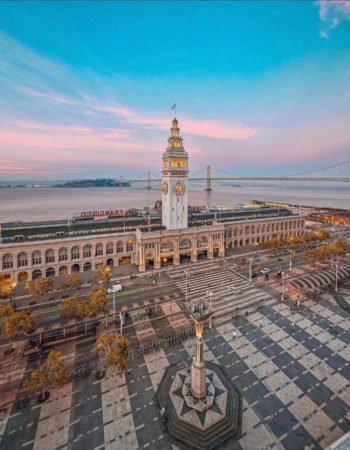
[0,0,349,180]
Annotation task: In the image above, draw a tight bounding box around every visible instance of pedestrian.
[259,319,262,328]
[233,329,236,339]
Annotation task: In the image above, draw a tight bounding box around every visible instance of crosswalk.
[175,268,276,324]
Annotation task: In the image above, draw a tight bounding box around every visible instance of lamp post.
[183,269,190,302]
[119,311,124,335]
[335,264,339,292]
[208,291,213,328]
[281,271,285,303]
[289,250,293,272]
[248,257,253,282]
[12,281,17,309]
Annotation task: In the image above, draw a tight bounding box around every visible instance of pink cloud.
[16,120,93,134]
[0,128,138,151]
[18,86,73,105]
[0,159,33,174]
[181,118,256,140]
[94,104,257,140]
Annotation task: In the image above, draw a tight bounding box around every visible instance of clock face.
[162,181,168,195]
[173,181,186,195]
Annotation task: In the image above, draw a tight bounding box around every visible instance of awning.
[288,265,350,292]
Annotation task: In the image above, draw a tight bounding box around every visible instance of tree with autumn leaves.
[58,284,109,319]
[60,272,83,295]
[265,230,330,253]
[0,305,35,353]
[0,276,15,300]
[306,240,349,264]
[25,277,55,303]
[23,350,70,402]
[92,332,129,378]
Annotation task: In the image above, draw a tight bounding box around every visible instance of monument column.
[191,322,207,399]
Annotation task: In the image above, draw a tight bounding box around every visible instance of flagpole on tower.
[171,103,176,117]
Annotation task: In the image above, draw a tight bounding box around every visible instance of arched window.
[46,267,55,277]
[161,240,174,252]
[2,254,13,270]
[32,269,42,279]
[106,242,114,255]
[59,247,68,262]
[71,264,80,273]
[83,244,92,258]
[46,249,55,264]
[116,241,124,253]
[245,226,250,235]
[59,266,68,276]
[95,243,103,256]
[83,262,91,272]
[180,239,191,250]
[197,236,208,248]
[32,251,42,266]
[18,252,28,268]
[71,246,80,260]
[126,240,134,252]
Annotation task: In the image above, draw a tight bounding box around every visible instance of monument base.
[155,361,242,450]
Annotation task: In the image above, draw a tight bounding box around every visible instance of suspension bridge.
[120,159,350,190]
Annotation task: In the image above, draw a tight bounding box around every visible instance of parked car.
[260,267,271,275]
[251,272,258,278]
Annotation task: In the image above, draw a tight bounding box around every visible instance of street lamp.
[289,249,293,272]
[281,271,285,302]
[119,311,124,335]
[182,269,190,302]
[335,264,338,292]
[248,257,253,282]
[11,281,17,309]
[207,290,213,310]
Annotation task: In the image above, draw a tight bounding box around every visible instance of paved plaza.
[0,279,349,450]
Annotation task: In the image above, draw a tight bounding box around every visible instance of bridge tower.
[146,171,151,190]
[205,165,212,191]
[161,117,189,230]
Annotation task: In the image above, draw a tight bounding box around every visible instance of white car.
[260,267,271,275]
[107,284,122,294]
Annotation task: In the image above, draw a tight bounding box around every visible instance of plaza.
[0,259,349,450]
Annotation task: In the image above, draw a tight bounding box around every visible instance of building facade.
[0,118,305,282]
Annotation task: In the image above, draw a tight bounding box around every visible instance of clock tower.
[162,118,189,230]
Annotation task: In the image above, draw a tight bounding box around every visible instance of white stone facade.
[0,215,304,281]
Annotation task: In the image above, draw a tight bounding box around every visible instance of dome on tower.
[172,118,178,127]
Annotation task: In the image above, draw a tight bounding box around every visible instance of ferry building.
[0,118,305,281]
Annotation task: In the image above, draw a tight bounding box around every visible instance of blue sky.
[0,1,349,179]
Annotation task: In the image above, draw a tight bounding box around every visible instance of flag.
[171,103,176,111]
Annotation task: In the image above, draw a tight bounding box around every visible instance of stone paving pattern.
[0,270,349,449]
